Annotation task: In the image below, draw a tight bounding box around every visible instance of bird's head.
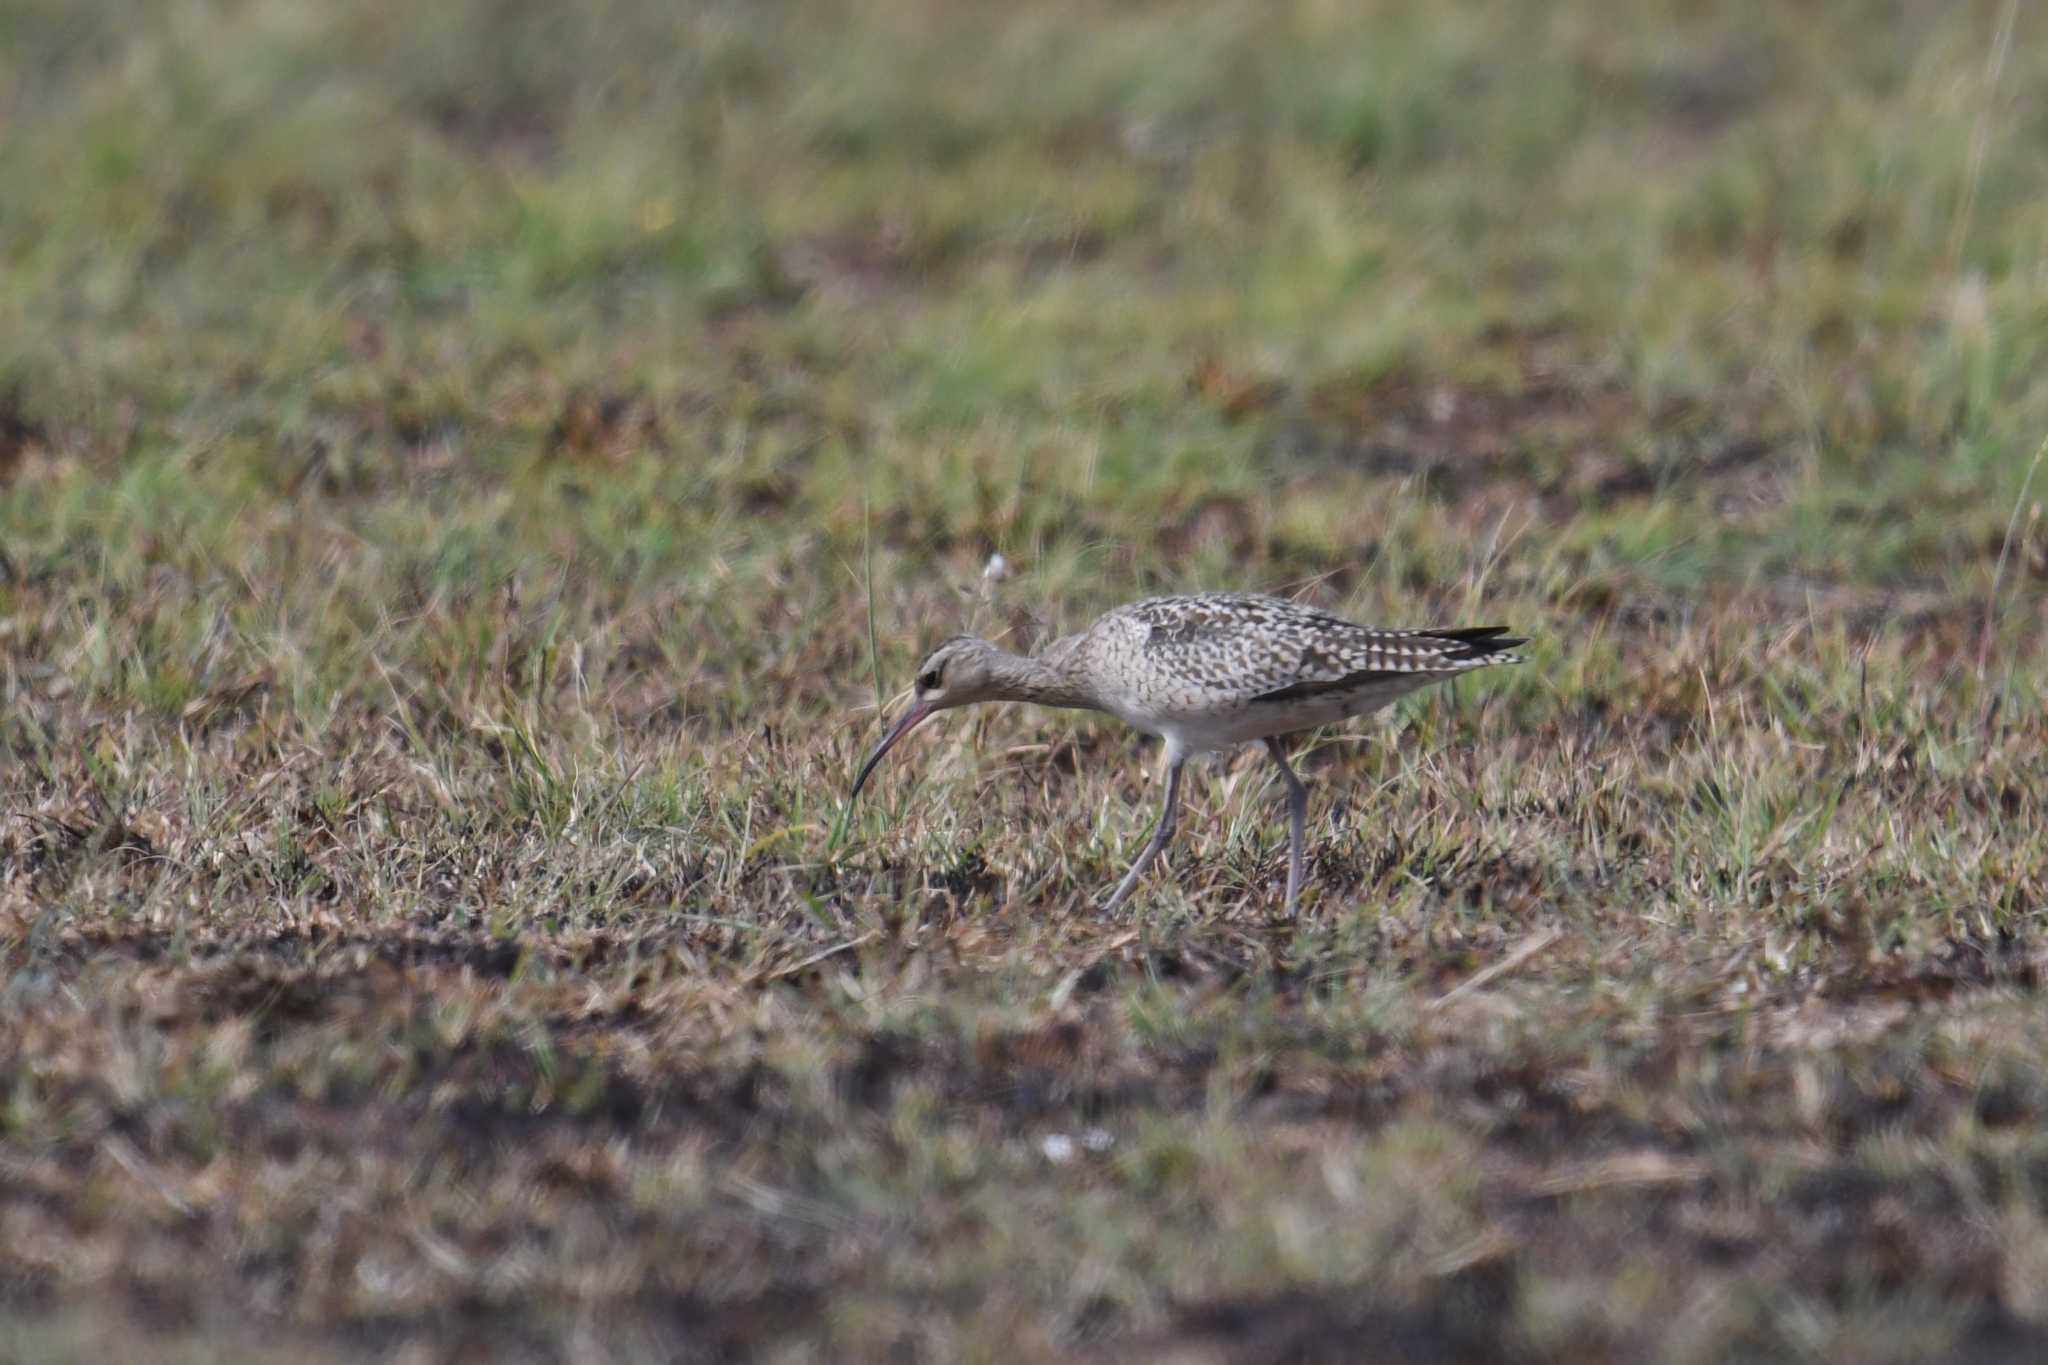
[848,636,1006,801]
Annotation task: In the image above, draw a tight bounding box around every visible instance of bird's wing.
[1126,594,1524,706]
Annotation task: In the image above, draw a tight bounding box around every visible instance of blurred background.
[5,0,2044,620]
[5,2,2048,1361]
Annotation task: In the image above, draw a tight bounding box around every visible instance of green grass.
[6,0,2048,1359]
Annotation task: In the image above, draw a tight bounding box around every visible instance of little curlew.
[848,592,1526,915]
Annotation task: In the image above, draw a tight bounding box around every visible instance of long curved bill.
[848,699,936,802]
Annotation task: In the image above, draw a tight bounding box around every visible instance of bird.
[847,592,1526,915]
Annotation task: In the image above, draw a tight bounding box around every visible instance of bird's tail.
[1422,625,1528,663]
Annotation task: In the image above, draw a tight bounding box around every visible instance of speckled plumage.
[1037,593,1523,755]
[848,592,1526,914]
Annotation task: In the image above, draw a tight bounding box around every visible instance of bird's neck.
[987,640,1101,712]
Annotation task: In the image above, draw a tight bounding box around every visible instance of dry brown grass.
[6,1,2048,1360]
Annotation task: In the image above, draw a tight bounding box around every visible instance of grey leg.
[1103,757,1184,911]
[1263,737,1309,915]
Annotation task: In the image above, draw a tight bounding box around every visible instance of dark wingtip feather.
[1423,625,1529,657]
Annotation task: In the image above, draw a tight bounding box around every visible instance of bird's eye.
[917,669,942,691]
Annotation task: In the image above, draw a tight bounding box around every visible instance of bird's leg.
[1263,737,1309,915]
[1103,756,1184,911]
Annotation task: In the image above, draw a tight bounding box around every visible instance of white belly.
[1111,679,1428,757]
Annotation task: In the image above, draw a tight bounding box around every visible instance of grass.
[4,0,2048,1359]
